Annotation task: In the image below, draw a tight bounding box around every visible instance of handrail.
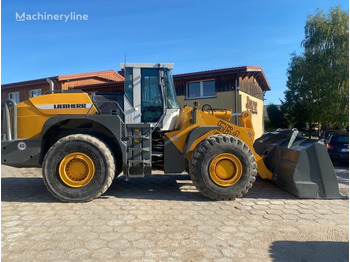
[1,99,17,140]
[3,103,11,140]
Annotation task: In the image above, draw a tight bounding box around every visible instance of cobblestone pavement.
[2,164,349,262]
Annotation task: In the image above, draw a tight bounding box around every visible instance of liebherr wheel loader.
[1,63,345,202]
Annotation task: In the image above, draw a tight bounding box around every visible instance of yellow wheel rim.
[59,152,95,188]
[209,153,242,187]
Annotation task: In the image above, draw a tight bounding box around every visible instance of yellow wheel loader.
[1,63,345,202]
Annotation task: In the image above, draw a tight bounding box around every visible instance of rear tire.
[189,134,257,200]
[42,134,115,202]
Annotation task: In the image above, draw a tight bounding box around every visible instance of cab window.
[141,68,163,122]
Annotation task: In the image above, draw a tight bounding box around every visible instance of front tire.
[42,134,115,202]
[189,134,257,200]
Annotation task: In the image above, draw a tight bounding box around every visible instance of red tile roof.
[58,70,124,82]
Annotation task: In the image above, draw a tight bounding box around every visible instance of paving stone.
[91,248,117,260]
[32,241,58,251]
[280,214,299,220]
[263,214,282,220]
[119,248,143,258]
[67,248,91,260]
[84,239,108,249]
[255,200,270,205]
[123,232,145,241]
[1,165,348,262]
[92,225,114,233]
[197,225,217,234]
[221,247,240,258]
[35,249,65,261]
[214,257,235,262]
[133,239,155,248]
[266,209,283,215]
[297,213,317,220]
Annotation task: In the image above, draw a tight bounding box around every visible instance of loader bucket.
[254,130,345,199]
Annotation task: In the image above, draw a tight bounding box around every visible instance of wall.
[177,90,264,138]
[239,76,264,100]
[1,82,53,102]
[174,74,238,124]
[176,90,236,124]
[175,74,235,96]
[174,73,266,139]
[238,90,264,139]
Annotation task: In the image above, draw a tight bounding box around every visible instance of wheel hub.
[209,153,242,187]
[59,152,95,188]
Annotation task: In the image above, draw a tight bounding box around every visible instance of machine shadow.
[105,174,209,202]
[1,177,57,203]
[101,174,296,201]
[269,241,349,262]
[1,175,209,203]
[1,174,295,203]
[244,177,296,199]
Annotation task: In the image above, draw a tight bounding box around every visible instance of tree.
[282,7,349,137]
[265,104,289,131]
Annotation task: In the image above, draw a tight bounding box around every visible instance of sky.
[1,0,349,104]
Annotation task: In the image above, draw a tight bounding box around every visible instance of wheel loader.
[1,63,345,202]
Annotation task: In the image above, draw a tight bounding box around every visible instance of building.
[2,66,270,138]
[1,77,58,103]
[1,70,125,103]
[173,66,270,138]
[58,70,124,93]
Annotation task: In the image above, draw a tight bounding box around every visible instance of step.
[127,160,149,164]
[128,135,151,140]
[126,174,145,179]
[128,147,150,152]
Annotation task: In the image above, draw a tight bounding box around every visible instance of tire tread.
[42,134,115,202]
[189,134,257,201]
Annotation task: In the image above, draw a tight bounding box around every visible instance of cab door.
[141,68,163,123]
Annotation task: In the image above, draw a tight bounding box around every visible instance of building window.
[187,80,216,99]
[8,92,19,103]
[29,89,42,98]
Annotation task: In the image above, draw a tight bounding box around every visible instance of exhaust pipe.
[46,78,54,94]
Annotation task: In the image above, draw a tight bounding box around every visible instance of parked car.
[326,134,349,163]
[320,130,343,145]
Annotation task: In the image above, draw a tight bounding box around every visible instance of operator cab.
[120,63,180,131]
